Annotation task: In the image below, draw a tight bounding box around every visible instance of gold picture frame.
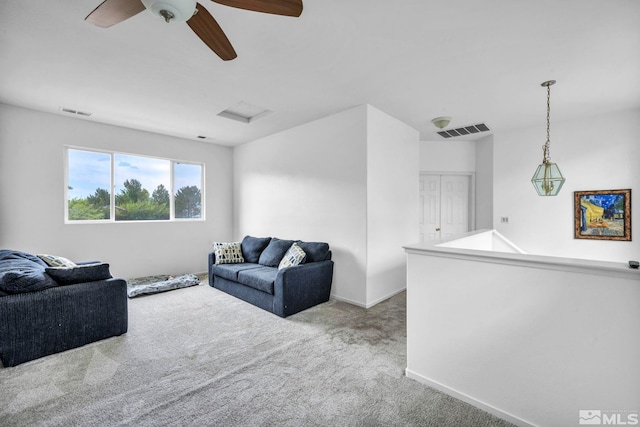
[574,189,631,241]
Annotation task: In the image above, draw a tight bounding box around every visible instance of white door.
[419,174,470,241]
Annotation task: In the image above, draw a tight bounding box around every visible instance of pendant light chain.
[543,83,551,163]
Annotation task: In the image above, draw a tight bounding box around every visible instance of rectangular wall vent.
[60,107,92,117]
[437,123,490,139]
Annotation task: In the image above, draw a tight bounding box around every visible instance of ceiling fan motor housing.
[141,0,196,22]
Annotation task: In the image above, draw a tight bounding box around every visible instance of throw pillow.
[45,263,112,285]
[258,238,295,267]
[213,242,245,265]
[37,254,78,268]
[297,242,330,263]
[241,236,272,263]
[0,250,58,294]
[278,243,307,269]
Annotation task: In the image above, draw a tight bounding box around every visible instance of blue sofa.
[208,236,334,317]
[0,250,128,367]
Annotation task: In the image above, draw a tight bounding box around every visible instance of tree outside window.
[174,163,202,219]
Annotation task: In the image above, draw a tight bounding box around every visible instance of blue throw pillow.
[0,269,58,294]
[0,250,58,294]
[241,236,272,264]
[297,241,330,263]
[258,238,295,267]
[46,263,112,285]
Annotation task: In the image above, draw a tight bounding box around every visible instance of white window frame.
[64,146,205,224]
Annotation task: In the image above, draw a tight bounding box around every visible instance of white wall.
[419,139,476,173]
[475,135,494,229]
[0,104,234,278]
[234,105,369,304]
[405,242,640,427]
[234,105,419,307]
[366,106,419,305]
[493,109,640,262]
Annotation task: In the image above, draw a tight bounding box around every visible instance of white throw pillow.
[213,242,245,264]
[278,243,306,269]
[37,254,78,268]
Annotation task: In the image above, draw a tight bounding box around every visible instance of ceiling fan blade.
[210,0,303,17]
[85,0,146,28]
[187,3,237,61]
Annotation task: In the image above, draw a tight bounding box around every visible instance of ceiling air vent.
[217,101,272,124]
[60,107,92,117]
[437,123,490,139]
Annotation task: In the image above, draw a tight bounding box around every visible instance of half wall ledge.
[404,229,638,280]
[403,229,640,427]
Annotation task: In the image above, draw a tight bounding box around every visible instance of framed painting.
[574,189,631,241]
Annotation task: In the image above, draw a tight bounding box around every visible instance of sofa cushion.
[45,263,112,285]
[212,263,262,281]
[241,236,272,263]
[297,241,330,263]
[278,242,306,269]
[37,254,78,268]
[213,242,245,264]
[0,250,58,294]
[237,266,278,294]
[258,238,295,267]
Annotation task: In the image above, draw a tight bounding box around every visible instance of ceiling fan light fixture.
[141,0,196,23]
[86,0,303,60]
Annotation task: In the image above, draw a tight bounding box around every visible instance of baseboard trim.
[365,287,406,308]
[330,294,366,308]
[331,287,406,309]
[404,368,536,427]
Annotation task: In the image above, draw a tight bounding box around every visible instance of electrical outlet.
[500,217,509,223]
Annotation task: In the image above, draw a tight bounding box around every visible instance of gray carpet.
[0,282,515,427]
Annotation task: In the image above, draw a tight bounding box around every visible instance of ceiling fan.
[85,0,303,61]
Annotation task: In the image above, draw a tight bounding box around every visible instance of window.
[66,148,203,222]
[67,149,111,220]
[174,162,203,219]
[114,154,171,221]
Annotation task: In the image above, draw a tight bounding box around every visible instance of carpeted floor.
[0,282,515,427]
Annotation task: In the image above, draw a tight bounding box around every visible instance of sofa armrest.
[208,252,216,285]
[273,260,334,317]
[0,278,128,366]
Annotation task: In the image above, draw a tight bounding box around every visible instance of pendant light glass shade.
[531,161,565,196]
[531,80,565,196]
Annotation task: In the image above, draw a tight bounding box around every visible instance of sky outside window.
[114,154,170,196]
[174,162,202,190]
[68,149,111,199]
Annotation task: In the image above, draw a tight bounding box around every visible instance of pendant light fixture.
[531,80,565,196]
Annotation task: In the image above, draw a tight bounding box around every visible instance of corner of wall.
[364,106,420,306]
[475,134,494,229]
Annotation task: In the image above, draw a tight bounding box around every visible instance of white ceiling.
[1,0,639,146]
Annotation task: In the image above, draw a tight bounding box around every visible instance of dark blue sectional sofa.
[208,236,334,317]
[0,250,128,367]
